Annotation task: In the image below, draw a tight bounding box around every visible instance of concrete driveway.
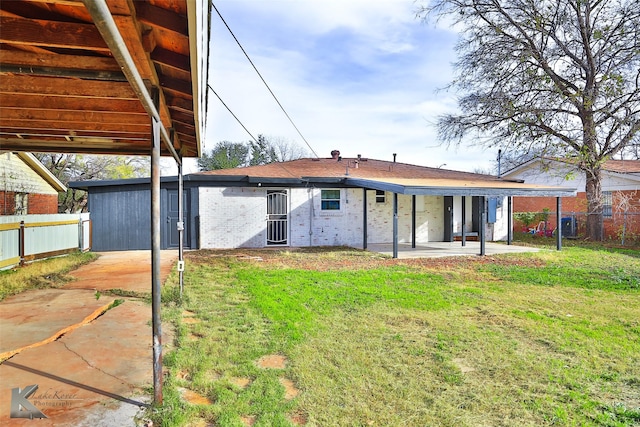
[0,250,177,426]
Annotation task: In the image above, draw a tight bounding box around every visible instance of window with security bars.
[321,190,340,210]
[602,191,612,218]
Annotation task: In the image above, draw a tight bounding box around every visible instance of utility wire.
[208,84,300,179]
[208,84,259,144]
[211,1,319,158]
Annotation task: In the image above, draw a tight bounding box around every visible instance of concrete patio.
[367,242,541,258]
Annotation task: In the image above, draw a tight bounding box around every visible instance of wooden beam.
[135,2,188,36]
[1,108,149,125]
[0,16,110,51]
[0,138,152,155]
[0,50,121,72]
[152,47,190,73]
[0,74,138,99]
[1,119,150,134]
[0,95,146,113]
[1,127,148,140]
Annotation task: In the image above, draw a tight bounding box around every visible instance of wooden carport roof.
[0,0,207,158]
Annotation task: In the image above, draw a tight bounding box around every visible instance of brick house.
[72,154,574,251]
[0,152,65,215]
[502,158,640,240]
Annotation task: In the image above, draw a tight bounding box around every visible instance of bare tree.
[266,135,309,162]
[34,153,149,212]
[418,0,640,240]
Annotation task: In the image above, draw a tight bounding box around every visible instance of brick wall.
[0,191,16,215]
[0,191,58,215]
[28,193,59,214]
[513,191,640,240]
[198,186,453,249]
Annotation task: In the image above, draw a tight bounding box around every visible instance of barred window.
[321,190,341,210]
[375,190,386,203]
[602,191,612,218]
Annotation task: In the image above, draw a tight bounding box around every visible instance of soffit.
[0,0,203,157]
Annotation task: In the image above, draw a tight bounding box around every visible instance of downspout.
[81,0,181,165]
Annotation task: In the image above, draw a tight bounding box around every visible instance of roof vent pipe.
[393,153,397,163]
[331,150,340,160]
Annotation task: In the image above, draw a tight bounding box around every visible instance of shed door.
[167,190,190,248]
[266,190,288,246]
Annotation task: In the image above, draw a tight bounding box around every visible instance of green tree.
[418,0,640,240]
[197,141,249,171]
[249,134,279,166]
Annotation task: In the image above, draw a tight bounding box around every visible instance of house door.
[167,190,190,249]
[266,190,288,246]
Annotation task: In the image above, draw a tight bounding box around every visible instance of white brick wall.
[198,187,266,248]
[197,186,507,248]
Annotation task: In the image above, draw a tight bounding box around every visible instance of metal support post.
[479,196,486,256]
[177,147,185,297]
[393,193,398,259]
[507,197,513,245]
[362,188,368,250]
[461,196,466,247]
[556,197,562,251]
[411,195,416,248]
[150,91,163,405]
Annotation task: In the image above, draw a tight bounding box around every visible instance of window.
[321,189,340,210]
[602,191,612,218]
[15,193,28,215]
[375,190,386,203]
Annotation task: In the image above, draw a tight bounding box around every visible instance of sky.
[193,0,499,174]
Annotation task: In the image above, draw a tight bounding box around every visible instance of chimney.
[331,150,340,160]
[393,153,397,163]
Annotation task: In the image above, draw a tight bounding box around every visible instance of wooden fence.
[0,213,90,270]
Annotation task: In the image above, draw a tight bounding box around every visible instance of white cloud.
[201,0,497,173]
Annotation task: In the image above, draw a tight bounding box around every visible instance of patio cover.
[0,0,207,158]
[0,0,209,405]
[345,177,577,197]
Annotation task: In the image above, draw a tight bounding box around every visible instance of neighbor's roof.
[195,157,577,197]
[15,152,66,192]
[0,0,208,158]
[504,157,640,176]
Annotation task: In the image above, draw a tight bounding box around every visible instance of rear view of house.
[73,153,574,253]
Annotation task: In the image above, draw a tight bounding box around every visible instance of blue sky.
[200,0,499,173]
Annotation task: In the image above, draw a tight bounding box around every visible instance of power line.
[208,84,259,144]
[210,1,319,158]
[207,84,300,179]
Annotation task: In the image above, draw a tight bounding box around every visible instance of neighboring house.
[502,158,640,240]
[71,153,574,252]
[0,152,66,215]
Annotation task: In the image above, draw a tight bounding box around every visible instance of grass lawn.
[153,245,640,426]
[0,251,97,301]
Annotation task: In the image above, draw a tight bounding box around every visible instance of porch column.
[556,197,562,251]
[393,192,398,259]
[363,188,368,250]
[150,105,163,404]
[461,196,466,247]
[507,196,512,245]
[411,195,416,248]
[479,196,486,256]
